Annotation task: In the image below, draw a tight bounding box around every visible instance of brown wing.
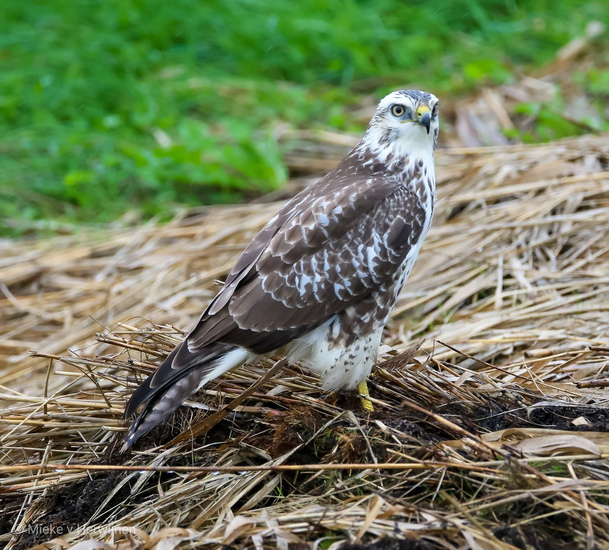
[188,173,428,349]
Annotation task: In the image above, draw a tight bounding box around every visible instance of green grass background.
[1,0,608,233]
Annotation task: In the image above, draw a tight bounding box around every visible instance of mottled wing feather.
[189,168,400,343]
[207,159,402,317]
[227,183,427,333]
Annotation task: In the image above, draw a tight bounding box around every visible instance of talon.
[357,380,374,412]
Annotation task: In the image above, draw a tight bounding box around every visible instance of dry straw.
[1,131,609,549]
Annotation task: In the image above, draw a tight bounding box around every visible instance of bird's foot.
[357,380,374,413]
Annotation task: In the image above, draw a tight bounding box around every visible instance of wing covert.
[228,183,427,332]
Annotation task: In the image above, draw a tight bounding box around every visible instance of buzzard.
[123,89,440,449]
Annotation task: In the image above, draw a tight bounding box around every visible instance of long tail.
[122,342,250,450]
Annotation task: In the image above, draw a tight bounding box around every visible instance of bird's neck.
[353,130,435,182]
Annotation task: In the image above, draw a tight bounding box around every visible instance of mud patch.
[465,402,608,433]
[12,472,132,550]
[391,395,609,440]
[494,523,580,550]
[342,537,440,550]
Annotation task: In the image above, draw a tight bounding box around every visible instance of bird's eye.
[431,102,439,117]
[391,104,405,117]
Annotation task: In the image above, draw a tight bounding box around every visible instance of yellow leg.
[357,380,374,412]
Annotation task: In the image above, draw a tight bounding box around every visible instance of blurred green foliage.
[0,0,607,233]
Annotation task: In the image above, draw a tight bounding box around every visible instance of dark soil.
[494,524,582,550]
[450,401,609,433]
[12,472,133,550]
[383,391,609,446]
[341,537,441,550]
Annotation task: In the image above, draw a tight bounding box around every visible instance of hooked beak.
[416,105,431,134]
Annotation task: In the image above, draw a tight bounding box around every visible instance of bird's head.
[363,90,440,164]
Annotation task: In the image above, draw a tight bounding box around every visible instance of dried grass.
[2,133,609,549]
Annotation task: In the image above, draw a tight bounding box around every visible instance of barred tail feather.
[122,344,250,450]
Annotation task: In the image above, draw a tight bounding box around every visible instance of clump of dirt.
[12,404,256,550]
[324,428,369,464]
[494,523,582,550]
[263,406,368,464]
[342,537,441,550]
[13,472,132,550]
[264,405,320,458]
[461,401,609,433]
[516,404,609,431]
[386,390,609,442]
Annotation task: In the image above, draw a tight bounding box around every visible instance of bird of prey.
[123,89,440,449]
